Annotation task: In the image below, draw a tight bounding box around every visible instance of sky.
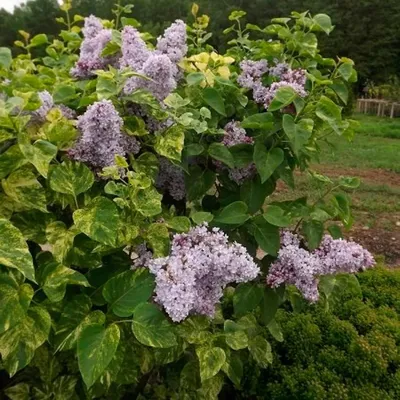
[1,0,61,13]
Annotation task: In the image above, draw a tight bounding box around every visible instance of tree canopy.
[1,0,399,85]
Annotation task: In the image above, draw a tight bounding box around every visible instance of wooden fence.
[357,99,400,118]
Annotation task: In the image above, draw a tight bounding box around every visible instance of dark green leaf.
[222,351,243,387]
[260,287,280,326]
[103,269,155,317]
[241,113,274,130]
[202,87,226,116]
[233,283,263,317]
[254,145,284,183]
[263,205,291,227]
[302,220,324,250]
[240,176,275,214]
[253,216,280,256]
[214,201,249,225]
[268,86,297,111]
[208,143,235,168]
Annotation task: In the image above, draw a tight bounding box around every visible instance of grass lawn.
[273,113,400,265]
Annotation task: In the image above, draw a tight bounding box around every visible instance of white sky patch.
[1,0,62,13]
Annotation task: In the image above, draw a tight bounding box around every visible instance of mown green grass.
[353,113,400,139]
[320,131,400,173]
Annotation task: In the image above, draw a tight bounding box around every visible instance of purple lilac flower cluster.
[238,60,307,109]
[147,224,260,322]
[267,231,375,302]
[216,121,256,185]
[71,15,114,78]
[68,100,140,170]
[121,20,187,100]
[131,243,153,269]
[156,157,186,201]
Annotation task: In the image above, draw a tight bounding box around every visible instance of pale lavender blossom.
[148,224,260,322]
[120,26,151,71]
[156,20,188,67]
[215,122,256,185]
[82,15,103,40]
[267,231,375,302]
[238,59,308,109]
[69,100,124,169]
[124,54,177,101]
[57,104,77,120]
[156,157,186,201]
[71,16,113,78]
[131,243,153,268]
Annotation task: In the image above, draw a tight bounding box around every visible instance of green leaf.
[248,336,272,367]
[0,219,36,282]
[103,269,155,317]
[254,145,284,183]
[29,34,48,47]
[312,14,334,34]
[253,216,280,256]
[240,176,275,214]
[202,87,226,116]
[2,167,47,212]
[268,86,297,111]
[267,319,284,342]
[187,72,205,86]
[96,76,118,100]
[53,85,76,104]
[330,80,349,104]
[154,125,184,162]
[282,114,313,155]
[230,143,254,168]
[186,165,215,201]
[11,210,52,244]
[196,346,226,382]
[328,224,342,239]
[222,351,243,387]
[132,186,163,217]
[18,139,57,178]
[166,216,191,232]
[73,197,119,246]
[55,295,105,351]
[233,283,263,317]
[0,47,12,69]
[302,220,324,250]
[37,258,90,303]
[46,221,77,263]
[241,113,274,130]
[49,161,94,196]
[0,283,33,334]
[316,95,344,134]
[0,307,51,376]
[263,205,291,227]
[260,287,280,326]
[146,223,170,257]
[191,211,214,225]
[0,145,27,180]
[224,320,248,350]
[338,176,361,189]
[208,143,234,168]
[4,383,30,400]
[78,323,120,388]
[214,201,249,225]
[338,63,354,81]
[185,143,205,156]
[132,303,177,348]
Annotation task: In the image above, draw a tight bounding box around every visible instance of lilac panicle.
[120,26,151,71]
[82,14,104,40]
[156,157,186,201]
[32,90,54,121]
[267,231,376,302]
[69,100,124,169]
[148,224,260,322]
[238,59,308,109]
[71,16,113,78]
[124,54,177,101]
[216,121,256,185]
[156,19,188,65]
